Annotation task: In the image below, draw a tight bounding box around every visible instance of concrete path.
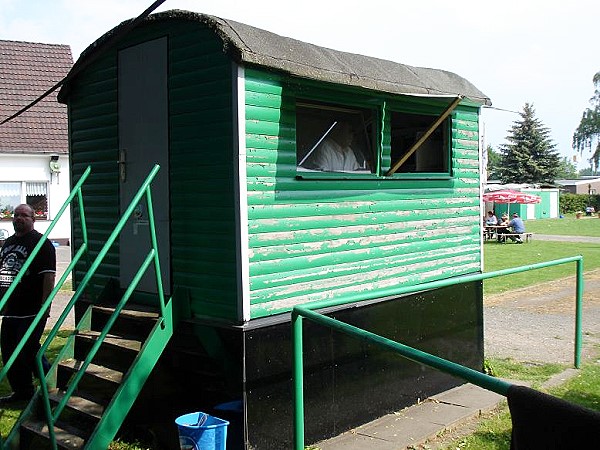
[49,245,75,329]
[315,383,507,450]
[534,234,600,243]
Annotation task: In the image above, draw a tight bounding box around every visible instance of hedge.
[560,193,600,214]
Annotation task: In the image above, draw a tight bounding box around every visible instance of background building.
[555,177,600,195]
[0,39,73,244]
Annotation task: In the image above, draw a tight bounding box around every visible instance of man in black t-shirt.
[0,204,56,403]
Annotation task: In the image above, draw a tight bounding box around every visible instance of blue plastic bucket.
[175,412,229,450]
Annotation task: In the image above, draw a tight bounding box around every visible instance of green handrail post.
[0,166,91,450]
[291,255,584,448]
[53,251,156,420]
[35,242,90,450]
[292,310,305,450]
[575,257,584,368]
[145,186,166,322]
[33,164,163,448]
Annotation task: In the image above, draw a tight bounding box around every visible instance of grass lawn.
[445,357,600,450]
[450,216,600,449]
[484,216,600,295]
[525,216,600,237]
[483,239,600,295]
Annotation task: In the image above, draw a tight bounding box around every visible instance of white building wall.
[0,153,71,243]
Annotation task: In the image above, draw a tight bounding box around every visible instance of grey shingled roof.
[62,10,490,106]
[0,40,73,154]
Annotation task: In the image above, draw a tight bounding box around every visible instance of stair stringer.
[83,297,175,450]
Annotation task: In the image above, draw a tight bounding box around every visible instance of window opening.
[389,112,449,174]
[296,101,376,174]
[387,96,462,176]
[26,182,48,220]
[0,182,48,220]
[0,183,21,220]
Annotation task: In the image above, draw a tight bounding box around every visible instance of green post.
[292,311,305,450]
[575,257,584,368]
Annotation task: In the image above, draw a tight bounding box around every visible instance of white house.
[0,40,73,243]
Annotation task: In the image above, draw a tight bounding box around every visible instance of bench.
[499,232,533,243]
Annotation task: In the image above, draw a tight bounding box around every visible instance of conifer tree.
[573,71,600,170]
[498,103,560,184]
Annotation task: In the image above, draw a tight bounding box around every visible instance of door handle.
[119,148,127,182]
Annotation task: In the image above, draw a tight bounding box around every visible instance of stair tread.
[22,419,86,449]
[49,391,105,418]
[60,359,124,383]
[93,304,160,319]
[78,330,143,351]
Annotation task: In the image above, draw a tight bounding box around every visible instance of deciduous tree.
[555,157,578,179]
[485,145,502,180]
[573,71,600,170]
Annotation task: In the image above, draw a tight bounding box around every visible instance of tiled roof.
[0,40,73,154]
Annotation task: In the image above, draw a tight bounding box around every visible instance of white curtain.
[0,182,21,197]
[26,182,47,196]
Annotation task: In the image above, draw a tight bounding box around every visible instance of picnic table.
[484,225,533,243]
[484,225,508,240]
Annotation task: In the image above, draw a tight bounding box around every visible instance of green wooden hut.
[58,10,491,449]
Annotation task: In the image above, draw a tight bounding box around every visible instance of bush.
[560,193,600,214]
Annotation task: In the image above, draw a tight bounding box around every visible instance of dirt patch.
[484,270,600,365]
[485,269,600,312]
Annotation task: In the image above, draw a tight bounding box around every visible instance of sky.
[1,0,599,169]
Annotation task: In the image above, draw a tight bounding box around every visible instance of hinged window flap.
[386,95,463,176]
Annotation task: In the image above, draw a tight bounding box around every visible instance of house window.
[296,101,376,174]
[389,111,450,174]
[0,182,48,220]
[0,183,21,219]
[26,182,49,219]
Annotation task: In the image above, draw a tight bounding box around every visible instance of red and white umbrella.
[482,189,541,216]
[482,189,541,204]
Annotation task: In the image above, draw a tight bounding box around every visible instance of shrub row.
[560,193,600,214]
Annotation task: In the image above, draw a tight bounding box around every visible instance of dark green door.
[118,37,170,295]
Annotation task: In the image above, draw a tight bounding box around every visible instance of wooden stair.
[6,299,174,450]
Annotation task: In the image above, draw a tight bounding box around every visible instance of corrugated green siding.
[169,24,237,320]
[69,52,120,293]
[67,22,238,319]
[67,19,483,323]
[245,70,482,318]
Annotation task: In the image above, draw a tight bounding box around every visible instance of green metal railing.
[35,164,167,450]
[0,166,91,387]
[291,255,584,450]
[1,164,170,450]
[0,166,91,449]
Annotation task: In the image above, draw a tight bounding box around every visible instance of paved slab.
[315,383,505,450]
[49,245,75,330]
